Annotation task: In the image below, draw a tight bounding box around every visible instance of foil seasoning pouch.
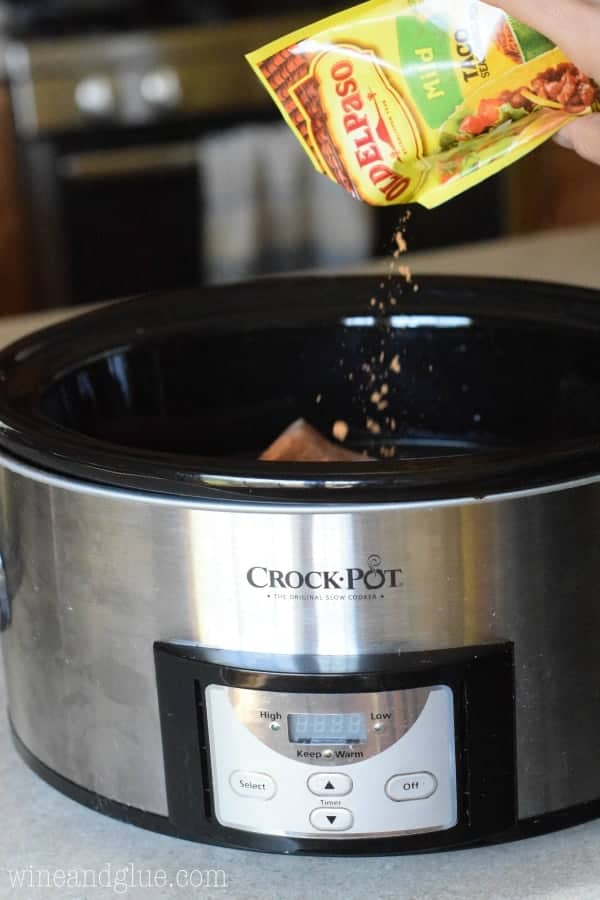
[246,0,600,208]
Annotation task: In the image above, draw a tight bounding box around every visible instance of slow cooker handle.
[0,555,10,632]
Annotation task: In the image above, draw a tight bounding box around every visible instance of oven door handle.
[58,143,198,180]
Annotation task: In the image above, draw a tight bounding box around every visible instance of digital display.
[288,713,367,745]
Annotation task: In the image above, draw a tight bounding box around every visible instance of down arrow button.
[310,808,354,832]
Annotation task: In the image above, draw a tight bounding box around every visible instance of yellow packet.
[247,0,599,208]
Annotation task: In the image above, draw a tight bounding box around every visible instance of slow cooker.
[2,274,600,855]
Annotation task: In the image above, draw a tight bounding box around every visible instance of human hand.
[489,0,600,164]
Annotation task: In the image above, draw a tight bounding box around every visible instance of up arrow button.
[307,773,353,796]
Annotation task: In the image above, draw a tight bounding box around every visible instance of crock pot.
[2,274,600,854]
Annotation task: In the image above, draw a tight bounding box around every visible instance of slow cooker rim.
[1,273,600,505]
[3,447,600,512]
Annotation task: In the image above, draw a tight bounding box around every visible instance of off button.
[229,770,277,800]
[385,772,438,802]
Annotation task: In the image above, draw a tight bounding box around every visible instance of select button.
[229,770,277,801]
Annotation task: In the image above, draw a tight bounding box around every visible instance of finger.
[487,0,600,80]
[554,114,600,165]
[553,130,575,150]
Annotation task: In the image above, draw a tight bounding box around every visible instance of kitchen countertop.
[2,223,600,900]
[0,223,599,347]
[363,221,600,289]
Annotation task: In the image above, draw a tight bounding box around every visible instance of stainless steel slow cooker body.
[2,275,600,854]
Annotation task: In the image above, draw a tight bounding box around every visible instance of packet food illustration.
[247,0,600,208]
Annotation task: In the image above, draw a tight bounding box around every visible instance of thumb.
[487,0,600,82]
[554,114,600,165]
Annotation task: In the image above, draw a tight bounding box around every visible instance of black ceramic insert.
[0,275,600,502]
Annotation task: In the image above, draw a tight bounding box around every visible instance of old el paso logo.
[330,58,411,203]
[247,554,403,592]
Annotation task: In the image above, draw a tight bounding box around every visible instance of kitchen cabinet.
[0,84,33,315]
[508,140,600,234]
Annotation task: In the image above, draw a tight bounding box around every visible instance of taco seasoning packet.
[246,0,600,208]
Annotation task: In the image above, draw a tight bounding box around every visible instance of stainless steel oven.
[6,15,336,307]
[4,11,504,309]
[33,139,205,306]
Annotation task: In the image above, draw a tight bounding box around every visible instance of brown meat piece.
[530,63,599,111]
[260,419,369,462]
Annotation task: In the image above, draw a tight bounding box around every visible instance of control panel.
[205,684,457,838]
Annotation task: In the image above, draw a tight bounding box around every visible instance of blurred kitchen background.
[0,0,599,315]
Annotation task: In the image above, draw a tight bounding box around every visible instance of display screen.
[288,713,367,745]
